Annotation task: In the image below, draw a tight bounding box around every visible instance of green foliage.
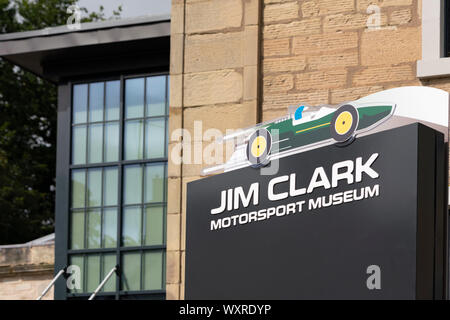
[0,0,120,244]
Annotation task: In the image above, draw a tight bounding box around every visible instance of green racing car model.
[247,103,395,167]
[202,102,395,175]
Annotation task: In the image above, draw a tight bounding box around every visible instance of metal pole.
[88,266,117,300]
[36,269,66,300]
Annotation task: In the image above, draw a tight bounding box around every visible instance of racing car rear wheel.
[330,104,359,143]
[247,128,272,168]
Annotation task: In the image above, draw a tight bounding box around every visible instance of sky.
[77,0,171,19]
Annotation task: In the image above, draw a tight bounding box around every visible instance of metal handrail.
[36,268,66,300]
[88,266,118,300]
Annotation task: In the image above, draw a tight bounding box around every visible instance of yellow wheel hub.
[335,111,353,135]
[251,136,267,158]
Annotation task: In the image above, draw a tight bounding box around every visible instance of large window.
[445,0,450,57]
[417,0,450,77]
[68,74,168,299]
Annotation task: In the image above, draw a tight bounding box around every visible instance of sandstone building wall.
[168,0,448,299]
[0,243,54,300]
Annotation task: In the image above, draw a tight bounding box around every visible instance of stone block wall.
[0,244,54,300]
[167,0,262,300]
[168,0,450,299]
[262,0,424,121]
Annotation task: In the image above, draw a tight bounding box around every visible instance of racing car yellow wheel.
[330,104,359,143]
[247,128,272,168]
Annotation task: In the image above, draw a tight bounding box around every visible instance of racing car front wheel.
[247,128,272,168]
[330,104,359,143]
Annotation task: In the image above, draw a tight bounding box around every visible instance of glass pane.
[145,118,165,159]
[87,169,102,207]
[124,120,144,160]
[89,82,104,122]
[102,254,116,292]
[122,206,142,247]
[88,124,103,164]
[70,211,85,249]
[105,80,120,121]
[103,208,117,248]
[146,76,166,116]
[71,170,85,208]
[145,164,165,203]
[86,255,101,292]
[73,84,88,124]
[167,75,170,109]
[72,126,87,165]
[104,122,119,162]
[144,251,164,290]
[122,252,141,291]
[69,256,84,293]
[124,165,142,205]
[144,206,164,246]
[125,78,144,118]
[103,167,118,206]
[87,209,101,249]
[166,118,169,151]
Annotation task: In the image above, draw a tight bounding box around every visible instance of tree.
[0,0,121,244]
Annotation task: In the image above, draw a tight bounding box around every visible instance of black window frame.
[445,0,450,57]
[55,70,169,300]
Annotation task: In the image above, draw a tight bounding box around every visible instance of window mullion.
[116,75,125,299]
[140,77,147,292]
[83,253,87,293]
[102,81,106,163]
[99,251,104,294]
[143,77,147,160]
[100,168,104,249]
[85,84,90,164]
[83,170,88,250]
[140,249,144,291]
[165,75,169,158]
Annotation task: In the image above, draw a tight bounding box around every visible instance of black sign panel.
[185,123,447,299]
